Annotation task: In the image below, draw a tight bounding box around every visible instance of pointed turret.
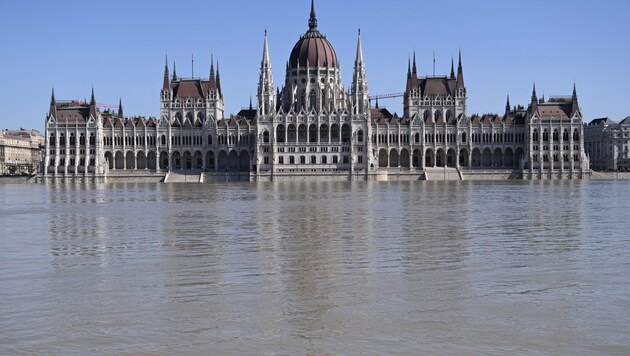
[309,0,318,30]
[571,83,580,116]
[505,94,511,116]
[407,57,411,80]
[163,55,170,90]
[258,30,275,115]
[216,61,222,96]
[172,61,177,81]
[210,54,215,79]
[456,50,465,89]
[412,51,417,76]
[352,28,369,115]
[530,83,538,114]
[450,56,455,79]
[90,87,96,105]
[118,98,124,119]
[89,88,98,118]
[49,87,57,117]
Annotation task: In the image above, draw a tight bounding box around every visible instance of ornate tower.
[351,29,369,115]
[258,30,275,116]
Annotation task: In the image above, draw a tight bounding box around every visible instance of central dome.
[288,1,338,69]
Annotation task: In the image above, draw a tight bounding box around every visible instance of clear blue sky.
[1,0,629,132]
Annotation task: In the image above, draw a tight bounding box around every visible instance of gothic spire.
[505,94,511,115]
[572,82,577,101]
[412,51,417,76]
[355,28,364,66]
[216,61,222,95]
[456,50,465,89]
[407,57,411,79]
[210,54,215,79]
[309,0,318,30]
[163,55,170,90]
[450,56,455,79]
[50,87,55,105]
[172,61,177,81]
[118,98,123,118]
[531,83,537,102]
[90,87,96,105]
[261,30,270,69]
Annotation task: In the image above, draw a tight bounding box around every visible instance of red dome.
[289,31,337,69]
[288,0,337,69]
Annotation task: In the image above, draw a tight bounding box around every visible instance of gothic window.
[321,156,327,164]
[357,130,364,143]
[60,133,66,146]
[434,110,442,121]
[573,129,580,141]
[310,155,316,164]
[69,133,76,146]
[279,156,284,164]
[446,109,453,120]
[175,112,181,121]
[532,129,539,142]
[563,129,569,141]
[553,129,559,141]
[50,134,56,146]
[198,112,205,121]
[290,156,295,164]
[543,129,549,142]
[300,155,306,164]
[415,133,420,143]
[461,132,467,143]
[263,131,270,143]
[276,125,285,143]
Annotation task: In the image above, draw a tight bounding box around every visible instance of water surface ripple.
[1,181,629,354]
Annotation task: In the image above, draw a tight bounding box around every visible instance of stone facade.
[44,0,589,182]
[0,129,43,175]
[584,117,630,171]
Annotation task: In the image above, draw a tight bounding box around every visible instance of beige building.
[0,129,43,175]
[584,117,630,171]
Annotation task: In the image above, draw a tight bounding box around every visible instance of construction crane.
[368,92,404,101]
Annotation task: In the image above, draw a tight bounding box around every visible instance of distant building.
[584,117,630,171]
[44,0,589,182]
[0,129,43,175]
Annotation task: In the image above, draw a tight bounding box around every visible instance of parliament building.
[44,1,589,182]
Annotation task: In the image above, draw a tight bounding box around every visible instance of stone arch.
[504,148,514,168]
[193,151,203,170]
[276,124,285,143]
[104,151,114,170]
[357,129,364,143]
[159,151,169,170]
[436,148,445,167]
[341,124,351,143]
[239,150,250,172]
[136,151,147,169]
[412,149,422,168]
[400,149,410,167]
[229,150,239,171]
[446,148,457,167]
[493,148,503,167]
[309,124,318,143]
[482,148,492,167]
[183,151,192,170]
[125,151,135,169]
[206,150,215,170]
[171,151,181,170]
[287,124,297,142]
[298,124,307,143]
[378,148,388,168]
[425,148,434,167]
[472,148,481,167]
[390,148,399,167]
[147,151,157,170]
[320,124,329,142]
[218,150,228,171]
[459,148,469,167]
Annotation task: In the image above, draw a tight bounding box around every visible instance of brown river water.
[1,180,629,355]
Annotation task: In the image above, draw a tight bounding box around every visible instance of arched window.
[461,132,467,143]
[69,133,76,145]
[553,129,559,141]
[415,132,420,143]
[446,109,453,120]
[357,130,364,143]
[59,133,66,146]
[321,156,327,164]
[563,129,569,141]
[434,110,442,121]
[573,129,579,141]
[89,133,95,146]
[263,131,269,143]
[532,129,539,142]
[543,129,549,142]
[208,135,213,145]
